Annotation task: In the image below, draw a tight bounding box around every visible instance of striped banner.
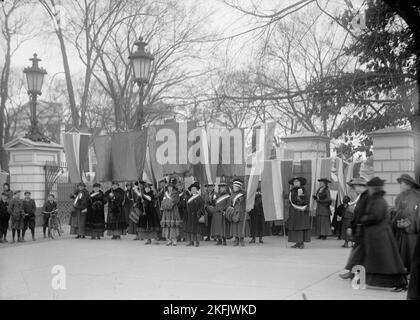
[310,158,333,214]
[246,122,276,211]
[192,128,218,186]
[261,160,284,221]
[216,128,246,178]
[336,157,346,204]
[93,135,112,182]
[63,131,90,183]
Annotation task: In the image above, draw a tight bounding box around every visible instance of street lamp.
[128,37,154,129]
[23,53,49,142]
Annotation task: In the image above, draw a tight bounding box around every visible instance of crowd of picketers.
[0,173,419,299]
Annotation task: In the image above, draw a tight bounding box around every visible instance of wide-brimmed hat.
[24,191,31,195]
[93,182,101,188]
[343,196,351,203]
[188,182,200,191]
[288,177,307,186]
[318,178,331,184]
[158,178,167,184]
[397,174,420,189]
[347,177,367,187]
[367,177,385,187]
[77,182,86,187]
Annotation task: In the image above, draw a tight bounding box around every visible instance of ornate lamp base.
[24,125,51,143]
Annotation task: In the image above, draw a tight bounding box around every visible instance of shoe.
[82,236,86,239]
[298,243,304,249]
[259,238,264,244]
[233,241,239,247]
[205,237,210,242]
[342,243,349,248]
[216,239,222,246]
[195,242,199,247]
[76,236,81,239]
[186,241,194,246]
[240,240,245,247]
[391,286,407,292]
[222,239,227,246]
[339,272,354,280]
[173,242,177,246]
[249,238,256,244]
[317,236,322,239]
[166,241,172,246]
[291,243,299,248]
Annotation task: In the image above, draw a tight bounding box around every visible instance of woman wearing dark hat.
[123,182,137,238]
[9,190,24,243]
[136,181,160,244]
[105,181,127,239]
[249,183,265,244]
[392,174,420,275]
[210,182,231,245]
[313,178,333,240]
[160,178,182,246]
[335,195,352,248]
[85,183,106,240]
[184,182,205,247]
[349,177,407,290]
[287,177,311,249]
[69,182,90,239]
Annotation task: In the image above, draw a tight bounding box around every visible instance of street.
[0,227,406,300]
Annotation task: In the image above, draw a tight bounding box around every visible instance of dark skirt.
[185,232,203,242]
[345,244,364,270]
[395,231,417,274]
[250,214,265,238]
[69,209,86,236]
[0,217,9,231]
[315,215,332,236]
[341,218,352,241]
[288,229,311,243]
[366,273,407,288]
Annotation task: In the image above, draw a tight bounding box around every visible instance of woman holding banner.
[287,177,311,249]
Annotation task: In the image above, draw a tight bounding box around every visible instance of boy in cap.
[0,192,10,243]
[9,190,24,243]
[22,191,36,241]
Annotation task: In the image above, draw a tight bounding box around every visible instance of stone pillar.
[280,133,330,161]
[369,127,416,206]
[4,137,64,224]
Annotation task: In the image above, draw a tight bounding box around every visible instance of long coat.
[249,192,265,238]
[0,199,10,229]
[184,194,205,236]
[105,187,126,231]
[229,191,250,238]
[360,190,406,283]
[86,190,106,235]
[314,186,333,236]
[70,188,90,235]
[160,189,182,239]
[23,198,36,230]
[392,188,420,273]
[210,192,231,238]
[288,187,310,231]
[137,190,160,232]
[9,198,24,230]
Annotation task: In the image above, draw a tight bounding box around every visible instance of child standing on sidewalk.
[22,191,37,241]
[337,196,353,248]
[9,190,24,243]
[0,192,10,243]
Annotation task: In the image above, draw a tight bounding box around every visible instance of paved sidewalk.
[0,230,407,300]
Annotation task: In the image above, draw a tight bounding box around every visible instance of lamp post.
[23,53,49,142]
[128,37,154,129]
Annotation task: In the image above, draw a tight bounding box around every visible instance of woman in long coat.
[105,181,126,239]
[123,182,137,237]
[392,174,420,275]
[359,177,407,290]
[85,182,106,240]
[288,177,311,249]
[184,182,205,247]
[249,186,265,244]
[70,182,90,238]
[210,182,231,246]
[160,178,182,246]
[314,178,333,239]
[136,181,160,244]
[229,179,250,247]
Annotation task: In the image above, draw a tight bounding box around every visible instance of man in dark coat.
[136,181,160,244]
[105,181,126,239]
[70,182,90,238]
[85,183,106,240]
[287,177,311,249]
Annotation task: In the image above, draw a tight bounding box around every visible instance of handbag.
[198,215,205,224]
